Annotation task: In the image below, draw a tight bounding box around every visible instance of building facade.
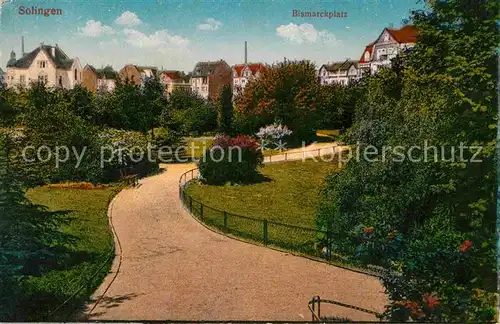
[358,25,418,74]
[190,60,232,100]
[119,64,158,86]
[82,65,117,93]
[6,43,82,89]
[318,60,359,86]
[159,70,190,94]
[232,63,267,96]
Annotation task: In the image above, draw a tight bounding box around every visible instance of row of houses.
[317,25,418,85]
[1,25,418,98]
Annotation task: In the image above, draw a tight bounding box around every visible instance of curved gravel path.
[84,150,386,321]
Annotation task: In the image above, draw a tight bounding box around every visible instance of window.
[38,72,48,85]
[74,69,78,81]
[59,76,63,86]
[364,51,370,61]
[20,75,25,85]
[38,60,47,68]
[233,71,237,77]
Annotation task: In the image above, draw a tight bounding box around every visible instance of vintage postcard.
[0,0,498,322]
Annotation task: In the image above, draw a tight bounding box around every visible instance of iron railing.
[308,295,382,322]
[177,146,370,267]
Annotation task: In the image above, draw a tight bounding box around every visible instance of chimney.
[51,46,56,57]
[21,36,25,56]
[244,41,247,64]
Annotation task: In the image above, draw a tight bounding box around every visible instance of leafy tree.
[140,75,166,138]
[217,84,234,134]
[235,60,319,141]
[317,0,498,321]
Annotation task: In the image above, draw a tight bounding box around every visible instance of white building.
[190,60,231,101]
[318,60,359,86]
[6,43,82,89]
[358,25,419,74]
[232,63,267,96]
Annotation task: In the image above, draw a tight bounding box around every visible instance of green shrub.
[198,135,263,185]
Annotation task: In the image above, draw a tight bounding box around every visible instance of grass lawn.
[184,158,339,228]
[24,185,119,320]
[184,158,340,256]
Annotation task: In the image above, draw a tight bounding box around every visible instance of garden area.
[2,181,118,320]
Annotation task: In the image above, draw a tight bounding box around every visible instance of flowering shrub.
[198,135,263,185]
[255,123,292,150]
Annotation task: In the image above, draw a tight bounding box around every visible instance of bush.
[198,135,263,185]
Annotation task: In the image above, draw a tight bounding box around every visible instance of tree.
[317,0,498,321]
[0,133,69,320]
[235,60,319,142]
[217,84,234,134]
[140,75,166,138]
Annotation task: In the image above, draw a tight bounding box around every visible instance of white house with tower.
[6,38,82,89]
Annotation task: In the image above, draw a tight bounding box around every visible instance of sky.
[0,0,426,73]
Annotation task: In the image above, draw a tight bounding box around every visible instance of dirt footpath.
[85,157,386,321]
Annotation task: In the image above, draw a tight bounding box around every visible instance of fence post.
[263,219,268,245]
[285,152,287,161]
[189,196,193,212]
[269,154,272,163]
[223,211,228,229]
[200,204,204,217]
[311,296,315,321]
[317,295,321,320]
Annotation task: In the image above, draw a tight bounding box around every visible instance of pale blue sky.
[0,0,425,72]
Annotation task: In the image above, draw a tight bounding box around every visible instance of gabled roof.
[85,64,118,79]
[232,63,267,77]
[322,60,358,72]
[161,70,182,80]
[386,25,419,44]
[359,42,375,64]
[192,60,228,77]
[7,44,74,69]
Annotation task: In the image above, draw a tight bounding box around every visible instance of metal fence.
[179,167,335,262]
[308,295,382,322]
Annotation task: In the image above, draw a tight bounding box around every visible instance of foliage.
[234,60,319,142]
[0,134,70,320]
[316,82,360,131]
[316,0,498,321]
[216,84,234,134]
[163,88,217,136]
[198,135,263,185]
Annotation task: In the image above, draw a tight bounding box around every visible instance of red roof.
[232,63,267,77]
[386,25,419,44]
[162,71,181,80]
[359,44,374,64]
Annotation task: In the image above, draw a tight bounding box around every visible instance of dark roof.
[85,64,118,79]
[323,60,358,72]
[7,44,74,69]
[192,60,227,77]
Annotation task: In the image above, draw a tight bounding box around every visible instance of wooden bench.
[119,167,138,187]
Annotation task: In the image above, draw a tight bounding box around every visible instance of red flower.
[459,239,473,253]
[364,226,374,234]
[422,294,440,309]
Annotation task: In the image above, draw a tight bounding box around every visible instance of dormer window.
[364,51,370,61]
[233,71,237,77]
